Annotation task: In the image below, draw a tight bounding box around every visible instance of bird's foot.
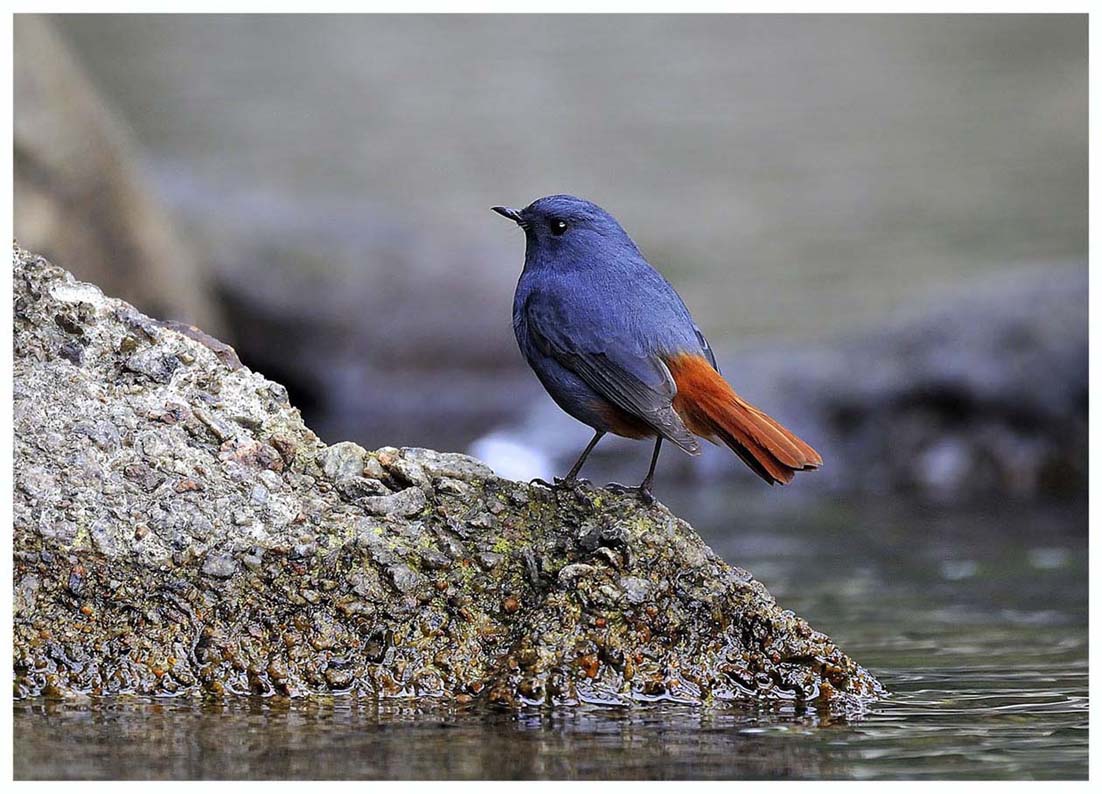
[605,481,656,505]
[529,476,592,493]
[558,477,594,498]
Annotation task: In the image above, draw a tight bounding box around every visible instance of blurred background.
[14,14,1086,501]
[12,14,1089,778]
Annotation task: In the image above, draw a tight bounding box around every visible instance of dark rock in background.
[806,268,1087,499]
[12,246,881,708]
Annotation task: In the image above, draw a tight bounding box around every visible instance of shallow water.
[14,493,1087,779]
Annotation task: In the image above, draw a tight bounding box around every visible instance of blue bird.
[493,195,821,501]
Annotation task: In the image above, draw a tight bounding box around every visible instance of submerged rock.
[12,245,882,709]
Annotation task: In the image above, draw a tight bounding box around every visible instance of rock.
[808,267,1087,500]
[318,441,368,482]
[316,441,393,500]
[11,245,881,709]
[618,576,651,605]
[359,488,427,518]
[399,448,495,482]
[389,458,430,490]
[342,478,391,501]
[14,575,39,614]
[201,553,237,579]
[124,348,180,384]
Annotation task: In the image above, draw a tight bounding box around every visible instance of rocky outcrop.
[12,245,881,708]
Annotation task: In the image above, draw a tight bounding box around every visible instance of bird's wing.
[524,292,701,455]
[693,323,719,373]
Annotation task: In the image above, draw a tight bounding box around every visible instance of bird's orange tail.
[666,353,823,485]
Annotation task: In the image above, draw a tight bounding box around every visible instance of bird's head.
[492,195,639,266]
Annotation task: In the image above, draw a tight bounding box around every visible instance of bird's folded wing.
[693,323,719,373]
[525,295,701,454]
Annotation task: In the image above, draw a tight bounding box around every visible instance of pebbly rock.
[12,245,882,709]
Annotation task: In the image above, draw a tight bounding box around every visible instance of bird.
[492,195,821,502]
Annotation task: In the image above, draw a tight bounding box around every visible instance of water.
[14,493,1087,779]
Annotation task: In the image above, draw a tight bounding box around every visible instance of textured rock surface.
[12,245,881,708]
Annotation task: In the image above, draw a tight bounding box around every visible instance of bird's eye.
[551,219,568,236]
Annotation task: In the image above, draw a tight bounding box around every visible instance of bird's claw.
[605,482,656,505]
[529,476,592,492]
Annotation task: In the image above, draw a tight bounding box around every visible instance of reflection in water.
[14,495,1087,779]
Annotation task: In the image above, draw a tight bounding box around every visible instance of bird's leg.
[636,437,663,503]
[607,438,662,504]
[563,430,605,483]
[530,430,605,490]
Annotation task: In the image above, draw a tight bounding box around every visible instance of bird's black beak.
[491,206,524,225]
